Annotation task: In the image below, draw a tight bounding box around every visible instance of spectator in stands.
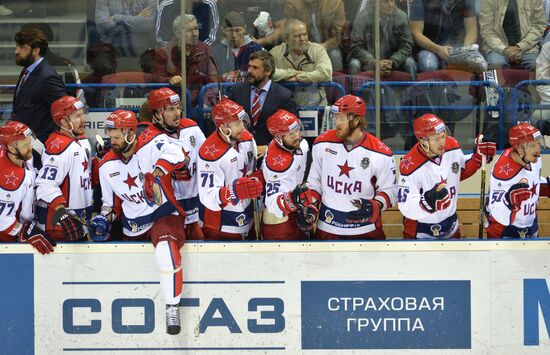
[349,0,416,79]
[82,43,119,108]
[12,28,66,145]
[153,14,216,105]
[156,0,219,46]
[228,50,298,157]
[532,41,550,126]
[218,0,286,50]
[270,18,332,107]
[95,0,157,57]
[543,0,550,45]
[284,0,346,71]
[409,0,480,72]
[480,0,546,71]
[212,11,263,82]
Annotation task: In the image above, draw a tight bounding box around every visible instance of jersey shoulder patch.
[44,132,74,155]
[313,129,341,145]
[492,149,522,180]
[399,144,429,176]
[178,118,198,129]
[0,150,26,191]
[265,142,294,172]
[199,132,231,161]
[360,133,393,156]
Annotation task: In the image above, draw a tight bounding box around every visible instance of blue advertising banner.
[301,280,471,349]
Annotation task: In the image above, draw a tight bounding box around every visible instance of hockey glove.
[171,153,192,181]
[51,208,86,241]
[504,181,531,211]
[89,215,111,242]
[473,135,496,164]
[143,172,164,206]
[248,169,266,186]
[420,183,451,213]
[296,205,319,233]
[221,177,263,206]
[346,198,381,224]
[18,221,56,255]
[277,184,316,215]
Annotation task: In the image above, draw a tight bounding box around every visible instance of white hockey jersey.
[262,138,309,219]
[486,148,550,238]
[398,137,481,239]
[307,130,397,235]
[197,130,256,234]
[35,132,93,229]
[0,147,35,240]
[98,131,186,237]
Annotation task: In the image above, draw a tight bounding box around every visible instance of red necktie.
[251,88,264,125]
[16,69,29,97]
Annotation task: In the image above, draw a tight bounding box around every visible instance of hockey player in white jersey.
[398,114,496,239]
[197,98,263,240]
[486,123,550,238]
[90,110,187,335]
[35,96,93,241]
[307,95,397,240]
[147,87,206,239]
[0,121,55,254]
[261,109,316,240]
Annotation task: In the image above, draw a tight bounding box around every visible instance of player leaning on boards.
[261,109,316,240]
[89,110,187,335]
[35,96,95,242]
[307,94,397,239]
[0,121,56,254]
[398,114,496,239]
[147,87,206,240]
[197,98,263,240]
[486,123,550,238]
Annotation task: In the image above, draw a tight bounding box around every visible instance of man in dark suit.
[12,28,66,143]
[228,50,298,158]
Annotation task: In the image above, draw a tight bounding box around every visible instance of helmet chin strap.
[60,119,77,138]
[219,125,234,143]
[123,130,136,153]
[6,144,27,165]
[420,139,438,158]
[153,111,177,134]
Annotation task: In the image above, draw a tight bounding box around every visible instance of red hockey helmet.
[266,109,300,137]
[211,98,249,127]
[148,87,181,111]
[105,109,138,132]
[330,95,366,117]
[509,122,541,147]
[0,121,34,146]
[413,114,446,140]
[51,96,85,126]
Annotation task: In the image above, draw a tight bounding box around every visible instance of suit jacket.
[228,81,298,146]
[12,59,67,143]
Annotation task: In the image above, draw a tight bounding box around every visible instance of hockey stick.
[478,131,487,239]
[209,55,223,102]
[251,139,263,240]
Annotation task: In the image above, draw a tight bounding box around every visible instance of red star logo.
[49,138,62,149]
[123,173,138,190]
[337,160,355,178]
[499,163,513,176]
[239,165,248,177]
[400,157,414,170]
[141,128,153,141]
[4,171,19,186]
[378,142,390,152]
[82,159,88,172]
[204,144,219,157]
[530,183,538,195]
[272,154,286,167]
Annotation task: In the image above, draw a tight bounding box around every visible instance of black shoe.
[166,304,181,335]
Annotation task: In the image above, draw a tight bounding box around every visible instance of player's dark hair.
[14,28,48,56]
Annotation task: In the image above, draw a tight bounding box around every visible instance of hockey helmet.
[330,95,366,117]
[51,96,85,126]
[148,87,181,111]
[414,114,446,140]
[509,122,541,147]
[0,121,34,146]
[105,109,138,132]
[212,98,249,127]
[266,109,300,137]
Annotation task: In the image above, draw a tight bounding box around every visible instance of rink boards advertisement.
[1,241,550,354]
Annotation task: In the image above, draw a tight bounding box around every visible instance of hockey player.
[398,114,496,239]
[0,121,56,254]
[261,109,316,240]
[90,110,187,335]
[147,87,206,239]
[35,96,93,241]
[307,94,398,240]
[197,98,263,240]
[486,123,550,238]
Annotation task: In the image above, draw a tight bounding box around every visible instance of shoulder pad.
[492,149,522,180]
[239,129,254,142]
[360,133,393,156]
[314,130,341,145]
[399,144,429,176]
[137,124,163,147]
[265,142,294,172]
[179,118,198,129]
[199,132,231,161]
[444,136,461,151]
[98,150,120,168]
[44,132,74,155]
[0,151,26,191]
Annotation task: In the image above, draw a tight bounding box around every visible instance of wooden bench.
[382,198,550,239]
